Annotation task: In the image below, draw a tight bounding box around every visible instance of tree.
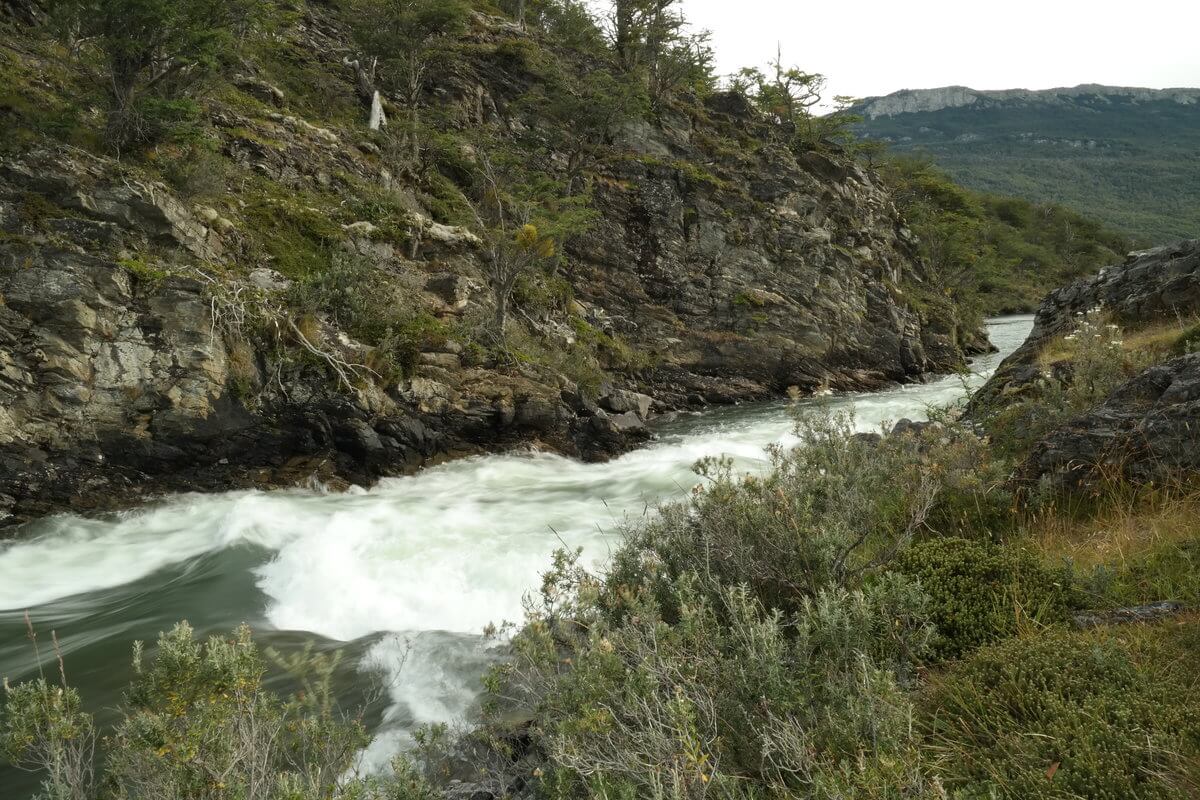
[605,0,713,107]
[50,0,252,147]
[348,0,469,161]
[730,48,824,128]
[520,66,641,196]
[473,152,559,342]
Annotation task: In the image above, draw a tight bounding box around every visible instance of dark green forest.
[855,93,1200,244]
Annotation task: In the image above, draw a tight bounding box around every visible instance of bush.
[897,537,1072,660]
[601,412,948,620]
[923,627,1200,798]
[1,622,435,800]
[154,138,228,198]
[492,555,935,800]
[1171,321,1200,356]
[481,412,1029,799]
[987,309,1149,459]
[245,194,343,279]
[288,252,450,380]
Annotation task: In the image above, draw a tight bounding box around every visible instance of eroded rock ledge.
[972,239,1200,411]
[0,66,983,529]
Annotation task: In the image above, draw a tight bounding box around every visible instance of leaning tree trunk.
[344,56,387,131]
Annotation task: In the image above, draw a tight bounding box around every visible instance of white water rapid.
[0,316,1032,785]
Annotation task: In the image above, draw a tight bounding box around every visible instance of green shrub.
[482,413,1032,799]
[492,555,935,800]
[1,677,95,800]
[420,171,474,226]
[923,627,1200,798]
[603,412,950,620]
[288,252,449,380]
[986,310,1149,460]
[1,622,435,800]
[490,37,545,74]
[245,194,343,279]
[1172,322,1200,356]
[154,138,228,198]
[897,537,1072,660]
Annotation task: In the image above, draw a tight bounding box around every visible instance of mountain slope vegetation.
[882,156,1130,315]
[853,85,1200,244]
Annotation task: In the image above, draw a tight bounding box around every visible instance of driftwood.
[1073,601,1185,629]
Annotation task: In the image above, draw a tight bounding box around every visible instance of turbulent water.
[0,316,1031,788]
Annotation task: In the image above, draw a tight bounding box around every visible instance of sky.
[677,0,1200,104]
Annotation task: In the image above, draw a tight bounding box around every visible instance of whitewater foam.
[0,316,1034,771]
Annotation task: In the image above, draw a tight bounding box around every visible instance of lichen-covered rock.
[1019,352,1200,491]
[972,239,1200,410]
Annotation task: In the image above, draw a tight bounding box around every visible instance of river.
[0,315,1032,792]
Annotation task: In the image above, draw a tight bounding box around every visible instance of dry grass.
[1025,487,1200,569]
[1038,313,1200,368]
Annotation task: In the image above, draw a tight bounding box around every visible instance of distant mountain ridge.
[856,84,1200,118]
[852,84,1200,244]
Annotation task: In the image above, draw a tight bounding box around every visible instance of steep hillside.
[0,2,984,525]
[853,85,1200,243]
[880,157,1130,315]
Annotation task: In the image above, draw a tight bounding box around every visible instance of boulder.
[233,75,286,106]
[600,389,654,418]
[248,267,292,293]
[973,239,1200,411]
[608,411,646,432]
[1019,353,1200,492]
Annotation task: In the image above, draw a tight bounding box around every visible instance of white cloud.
[676,0,1200,101]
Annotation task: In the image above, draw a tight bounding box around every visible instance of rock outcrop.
[1018,352,1200,491]
[854,84,1200,120]
[972,239,1200,410]
[0,8,983,528]
[965,239,1200,492]
[570,96,982,402]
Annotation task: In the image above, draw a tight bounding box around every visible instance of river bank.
[0,316,1030,793]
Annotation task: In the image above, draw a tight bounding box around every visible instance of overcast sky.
[678,0,1200,103]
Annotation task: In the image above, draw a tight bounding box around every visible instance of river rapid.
[0,315,1032,790]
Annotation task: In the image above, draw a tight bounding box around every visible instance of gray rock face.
[0,148,225,260]
[600,389,653,418]
[972,239,1200,409]
[0,17,986,527]
[571,98,984,400]
[1018,352,1200,492]
[1025,240,1200,336]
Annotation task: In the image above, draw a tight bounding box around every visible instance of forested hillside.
[882,156,1130,315]
[853,85,1200,244]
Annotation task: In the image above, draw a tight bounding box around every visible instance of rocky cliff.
[971,239,1200,490]
[973,239,1200,409]
[1018,352,1200,491]
[0,6,981,527]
